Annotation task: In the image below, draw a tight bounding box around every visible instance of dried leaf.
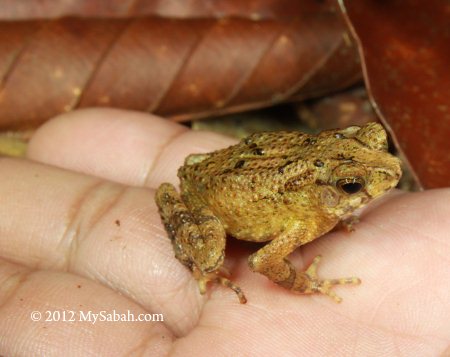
[0,13,361,129]
[340,0,450,188]
[0,0,335,21]
[296,87,376,131]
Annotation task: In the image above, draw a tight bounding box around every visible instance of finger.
[0,259,172,356]
[26,108,237,188]
[0,158,206,335]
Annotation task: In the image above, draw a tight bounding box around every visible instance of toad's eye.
[336,177,365,194]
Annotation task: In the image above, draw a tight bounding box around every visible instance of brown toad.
[155,122,402,304]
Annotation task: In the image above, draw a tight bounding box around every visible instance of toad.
[155,122,402,303]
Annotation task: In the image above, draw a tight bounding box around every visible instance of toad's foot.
[193,266,247,304]
[339,215,360,232]
[156,183,246,302]
[293,255,361,303]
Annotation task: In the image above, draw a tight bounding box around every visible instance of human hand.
[0,109,449,356]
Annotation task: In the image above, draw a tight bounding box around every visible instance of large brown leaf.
[339,0,450,189]
[0,0,332,20]
[0,13,361,129]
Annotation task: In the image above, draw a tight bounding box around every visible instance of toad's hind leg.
[248,229,361,303]
[155,183,246,303]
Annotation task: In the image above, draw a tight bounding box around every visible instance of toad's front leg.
[248,228,361,303]
[155,183,247,303]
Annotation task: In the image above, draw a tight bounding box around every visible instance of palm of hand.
[0,109,448,356]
